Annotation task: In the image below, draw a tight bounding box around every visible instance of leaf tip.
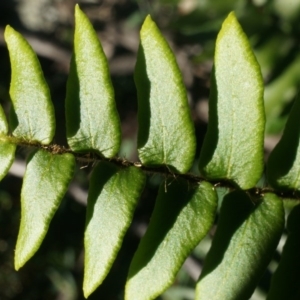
[141,14,155,32]
[14,253,25,271]
[75,3,88,24]
[224,11,237,23]
[228,11,236,18]
[219,11,239,34]
[83,280,96,299]
[75,3,88,25]
[144,14,152,22]
[75,3,82,16]
[82,288,89,299]
[4,24,15,42]
[4,24,12,33]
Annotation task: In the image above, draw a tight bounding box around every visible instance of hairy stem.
[7,136,300,202]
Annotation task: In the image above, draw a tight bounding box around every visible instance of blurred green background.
[0,0,300,299]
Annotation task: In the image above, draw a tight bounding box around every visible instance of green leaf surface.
[126,180,217,300]
[15,150,75,270]
[0,142,16,181]
[0,105,16,181]
[267,95,300,190]
[267,204,300,300]
[195,191,284,300]
[0,104,9,134]
[199,12,265,189]
[84,162,145,298]
[135,15,196,173]
[4,25,55,145]
[66,5,121,157]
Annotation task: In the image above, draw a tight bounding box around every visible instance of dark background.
[1,0,300,299]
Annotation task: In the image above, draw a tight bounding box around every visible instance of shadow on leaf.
[198,190,256,280]
[127,178,197,278]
